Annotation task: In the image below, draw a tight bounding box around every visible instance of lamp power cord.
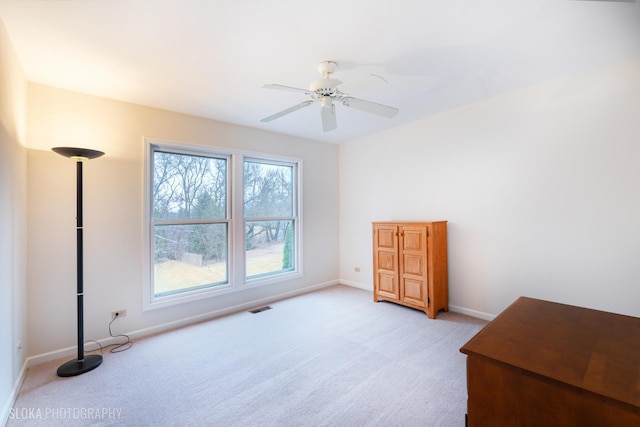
[84,313,133,355]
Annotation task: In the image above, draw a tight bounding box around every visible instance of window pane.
[154,223,228,296]
[246,220,294,279]
[244,161,293,218]
[154,151,227,221]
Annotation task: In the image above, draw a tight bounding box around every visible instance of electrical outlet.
[111,309,127,320]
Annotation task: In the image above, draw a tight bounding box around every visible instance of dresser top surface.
[460,296,640,407]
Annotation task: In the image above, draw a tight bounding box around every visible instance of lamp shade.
[52,147,105,160]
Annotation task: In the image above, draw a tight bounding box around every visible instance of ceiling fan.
[260,61,399,132]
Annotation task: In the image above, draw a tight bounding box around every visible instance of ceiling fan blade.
[321,105,337,132]
[260,100,314,122]
[337,74,387,94]
[342,97,399,118]
[262,84,312,95]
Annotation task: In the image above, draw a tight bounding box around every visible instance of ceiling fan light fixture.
[320,96,333,109]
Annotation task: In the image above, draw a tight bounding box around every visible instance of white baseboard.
[339,279,496,321]
[448,304,496,321]
[339,280,372,292]
[1,359,28,427]
[22,334,135,368]
[24,280,340,369]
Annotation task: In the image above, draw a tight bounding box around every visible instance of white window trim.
[142,137,303,311]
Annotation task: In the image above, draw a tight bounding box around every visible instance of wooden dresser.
[372,221,448,319]
[460,297,640,426]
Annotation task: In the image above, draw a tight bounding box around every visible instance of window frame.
[143,138,303,311]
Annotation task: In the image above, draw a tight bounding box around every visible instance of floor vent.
[249,305,272,314]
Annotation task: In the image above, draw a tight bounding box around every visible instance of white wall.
[26,84,339,359]
[0,17,28,424]
[339,59,640,319]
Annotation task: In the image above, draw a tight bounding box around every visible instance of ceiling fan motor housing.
[309,61,343,96]
[309,78,343,96]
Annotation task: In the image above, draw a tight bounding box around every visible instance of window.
[244,159,296,280]
[144,140,301,308]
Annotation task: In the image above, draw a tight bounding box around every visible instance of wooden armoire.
[372,221,448,319]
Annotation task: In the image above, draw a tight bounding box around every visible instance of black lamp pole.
[52,147,105,377]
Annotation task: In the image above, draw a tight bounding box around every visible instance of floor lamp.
[52,147,105,377]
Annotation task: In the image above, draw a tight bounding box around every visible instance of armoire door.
[373,224,399,301]
[399,225,428,309]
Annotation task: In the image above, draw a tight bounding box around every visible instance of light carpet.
[7,285,487,427]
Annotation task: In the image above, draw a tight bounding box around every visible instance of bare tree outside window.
[152,151,229,297]
[148,145,300,302]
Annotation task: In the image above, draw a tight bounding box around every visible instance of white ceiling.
[1,0,639,144]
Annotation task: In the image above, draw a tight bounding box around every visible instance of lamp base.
[56,354,103,377]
